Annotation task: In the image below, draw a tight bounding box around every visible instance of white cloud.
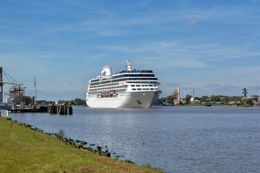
[76,4,260,36]
[98,40,260,69]
[187,17,199,26]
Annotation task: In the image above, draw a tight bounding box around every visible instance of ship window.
[136,85,140,87]
[132,88,136,90]
[131,85,135,87]
[137,88,141,90]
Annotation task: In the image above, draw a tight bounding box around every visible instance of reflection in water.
[10,106,260,173]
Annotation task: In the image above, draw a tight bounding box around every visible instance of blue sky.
[1,0,260,100]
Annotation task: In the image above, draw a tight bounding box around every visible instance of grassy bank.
[0,117,163,173]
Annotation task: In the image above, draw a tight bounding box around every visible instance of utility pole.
[0,67,3,103]
[34,77,37,105]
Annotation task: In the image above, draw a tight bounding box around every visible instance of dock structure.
[10,105,48,113]
[0,103,12,110]
[48,104,73,115]
[10,104,73,115]
[48,104,57,114]
[0,66,27,106]
[0,66,73,115]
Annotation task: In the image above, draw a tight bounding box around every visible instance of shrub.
[56,129,65,140]
[125,160,135,164]
[87,147,93,152]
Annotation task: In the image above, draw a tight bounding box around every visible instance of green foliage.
[58,98,86,105]
[165,96,173,104]
[87,146,93,152]
[185,95,192,104]
[245,99,254,106]
[161,93,258,107]
[125,160,135,164]
[56,129,65,140]
[73,98,86,105]
[57,100,72,105]
[201,96,209,102]
[142,163,164,172]
[143,163,153,168]
[210,95,221,102]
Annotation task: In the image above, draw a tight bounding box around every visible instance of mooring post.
[68,105,73,115]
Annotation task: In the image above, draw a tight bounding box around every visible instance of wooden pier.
[10,104,73,115]
[48,104,73,115]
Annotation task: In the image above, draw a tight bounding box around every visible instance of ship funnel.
[101,65,112,76]
[126,61,134,71]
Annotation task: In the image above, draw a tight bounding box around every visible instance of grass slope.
[0,117,163,173]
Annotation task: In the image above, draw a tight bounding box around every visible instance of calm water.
[9,106,260,173]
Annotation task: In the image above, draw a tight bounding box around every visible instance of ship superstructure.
[86,62,160,108]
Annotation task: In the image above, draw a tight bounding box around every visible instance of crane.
[0,67,24,103]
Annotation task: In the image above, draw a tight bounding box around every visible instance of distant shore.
[166,104,260,107]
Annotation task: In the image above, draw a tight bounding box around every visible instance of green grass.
[0,117,164,173]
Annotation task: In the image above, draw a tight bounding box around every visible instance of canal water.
[9,106,260,173]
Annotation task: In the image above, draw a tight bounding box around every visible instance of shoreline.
[158,104,260,107]
[0,116,164,173]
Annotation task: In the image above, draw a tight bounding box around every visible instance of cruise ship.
[86,62,160,108]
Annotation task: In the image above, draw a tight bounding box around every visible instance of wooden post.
[68,105,73,115]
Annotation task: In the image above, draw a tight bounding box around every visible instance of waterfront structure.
[7,84,28,105]
[172,86,180,105]
[0,66,37,112]
[86,62,160,108]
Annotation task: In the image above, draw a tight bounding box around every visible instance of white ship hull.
[86,91,159,108]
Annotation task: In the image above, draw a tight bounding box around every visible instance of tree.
[210,95,221,102]
[201,96,209,102]
[185,95,192,104]
[73,98,86,105]
[246,99,254,106]
[165,96,173,105]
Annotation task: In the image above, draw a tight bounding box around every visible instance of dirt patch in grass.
[78,165,92,173]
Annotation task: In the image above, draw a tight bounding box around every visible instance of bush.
[56,129,65,140]
[125,160,135,164]
[142,163,164,172]
[87,147,93,152]
[246,99,254,106]
[24,124,32,128]
[142,163,152,168]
